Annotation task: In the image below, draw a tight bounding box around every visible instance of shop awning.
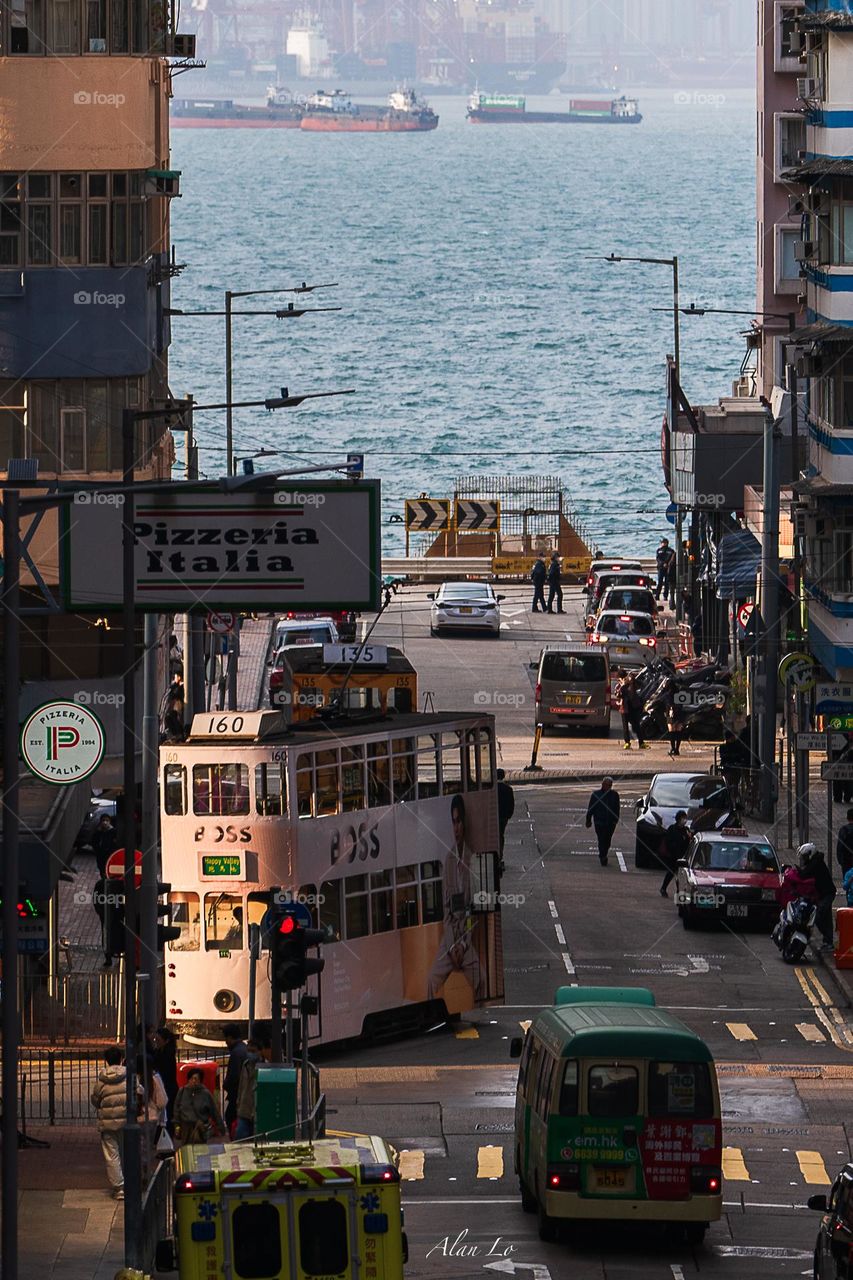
[716,527,761,600]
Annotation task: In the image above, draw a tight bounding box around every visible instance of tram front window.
[204,893,244,950]
[193,764,249,816]
[168,891,199,951]
[255,763,286,816]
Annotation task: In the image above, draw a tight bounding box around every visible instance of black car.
[809,1162,853,1277]
[634,772,737,869]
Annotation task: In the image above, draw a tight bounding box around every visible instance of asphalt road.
[309,584,853,1280]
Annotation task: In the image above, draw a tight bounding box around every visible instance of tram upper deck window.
[421,860,443,924]
[341,745,365,812]
[465,727,493,791]
[193,763,249,816]
[442,731,463,795]
[367,742,390,807]
[296,755,313,818]
[320,880,342,940]
[163,764,186,815]
[315,749,340,817]
[255,763,286,816]
[395,864,419,928]
[391,737,415,803]
[417,734,440,798]
[204,892,244,950]
[370,869,393,934]
[167,891,199,951]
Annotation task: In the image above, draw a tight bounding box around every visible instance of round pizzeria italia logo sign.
[21,701,106,786]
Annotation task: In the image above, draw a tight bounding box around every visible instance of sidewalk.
[18,1129,125,1280]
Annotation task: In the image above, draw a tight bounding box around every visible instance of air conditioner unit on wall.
[794,240,815,262]
[797,76,820,99]
[797,353,824,378]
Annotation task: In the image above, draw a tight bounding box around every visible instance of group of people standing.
[530,553,564,614]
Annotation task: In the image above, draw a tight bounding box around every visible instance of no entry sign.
[105,848,142,886]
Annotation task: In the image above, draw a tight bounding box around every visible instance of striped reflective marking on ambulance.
[221,1167,355,1189]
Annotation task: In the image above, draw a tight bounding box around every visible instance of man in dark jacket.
[222,1023,250,1133]
[803,846,836,949]
[655,538,675,602]
[496,769,515,868]
[838,809,853,878]
[586,777,620,866]
[545,553,564,614]
[91,814,117,879]
[531,554,547,613]
[660,811,690,896]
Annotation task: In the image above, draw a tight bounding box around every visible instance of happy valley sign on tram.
[61,481,380,611]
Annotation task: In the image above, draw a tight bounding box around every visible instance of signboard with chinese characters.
[816,682,853,714]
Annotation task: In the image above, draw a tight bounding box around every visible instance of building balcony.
[0,264,170,378]
[804,266,853,326]
[806,596,853,678]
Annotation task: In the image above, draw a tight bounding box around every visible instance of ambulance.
[159,1134,408,1280]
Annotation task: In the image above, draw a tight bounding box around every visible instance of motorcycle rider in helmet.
[795,843,836,950]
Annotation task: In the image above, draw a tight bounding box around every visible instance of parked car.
[588,611,657,668]
[534,644,611,735]
[585,569,654,620]
[635,773,738,869]
[808,1162,853,1278]
[428,582,504,636]
[674,830,782,929]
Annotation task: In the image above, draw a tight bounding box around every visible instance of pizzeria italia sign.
[62,482,381,612]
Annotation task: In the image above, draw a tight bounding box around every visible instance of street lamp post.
[603,252,680,380]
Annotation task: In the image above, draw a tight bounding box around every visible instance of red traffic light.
[278,915,298,935]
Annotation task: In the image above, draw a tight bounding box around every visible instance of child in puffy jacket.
[843,866,853,907]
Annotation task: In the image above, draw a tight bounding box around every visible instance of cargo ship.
[466,92,642,124]
[170,85,303,128]
[300,88,438,132]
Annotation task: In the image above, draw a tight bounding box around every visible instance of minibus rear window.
[648,1061,713,1117]
[588,1065,639,1117]
[541,654,607,682]
[559,1060,579,1115]
[232,1202,281,1277]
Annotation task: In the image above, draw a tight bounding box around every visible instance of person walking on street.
[235,1036,268,1140]
[545,553,564,614]
[496,769,515,873]
[617,673,648,750]
[149,1026,178,1131]
[91,1047,130,1199]
[531,554,547,613]
[222,1023,250,1136]
[91,814,117,879]
[655,538,675,603]
[660,811,690,897]
[666,697,686,757]
[586,777,620,866]
[837,809,853,878]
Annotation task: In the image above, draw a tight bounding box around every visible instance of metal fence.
[18,970,123,1045]
[142,1158,175,1272]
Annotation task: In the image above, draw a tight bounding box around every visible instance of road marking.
[519,1020,532,1033]
[795,967,853,1051]
[562,951,576,976]
[670,1268,685,1280]
[476,1145,504,1179]
[726,1022,757,1042]
[688,955,710,974]
[712,1247,813,1260]
[548,900,558,918]
[455,1026,479,1040]
[796,1151,831,1185]
[722,1147,751,1181]
[616,852,627,872]
[554,924,566,945]
[796,1022,827,1043]
[398,1150,425,1180]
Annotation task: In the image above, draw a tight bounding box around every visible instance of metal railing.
[142,1157,175,1272]
[18,969,123,1045]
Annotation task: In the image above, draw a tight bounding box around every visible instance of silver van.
[534,644,611,735]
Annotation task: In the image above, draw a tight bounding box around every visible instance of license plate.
[458,607,473,614]
[564,694,583,705]
[591,1166,634,1194]
[726,904,748,918]
[613,645,633,655]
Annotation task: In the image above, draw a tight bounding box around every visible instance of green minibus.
[511,987,722,1243]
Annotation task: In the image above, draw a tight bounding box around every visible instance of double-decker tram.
[161,710,504,1045]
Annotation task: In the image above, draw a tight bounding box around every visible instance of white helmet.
[797,842,817,869]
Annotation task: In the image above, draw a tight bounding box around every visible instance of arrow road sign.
[455,499,500,532]
[821,762,853,782]
[797,733,847,752]
[405,498,450,531]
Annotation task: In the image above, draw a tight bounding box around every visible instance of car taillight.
[547,1165,580,1191]
[690,1167,721,1194]
[638,637,656,647]
[176,1172,215,1194]
[535,682,541,702]
[590,633,601,643]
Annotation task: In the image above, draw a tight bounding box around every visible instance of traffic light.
[157,881,182,949]
[271,911,326,990]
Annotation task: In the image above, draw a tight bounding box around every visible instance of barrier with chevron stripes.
[404,498,450,531]
[454,498,500,532]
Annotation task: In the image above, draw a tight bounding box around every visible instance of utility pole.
[184,400,206,720]
[140,612,160,1029]
[2,488,21,1280]
[120,408,143,1268]
[758,399,782,822]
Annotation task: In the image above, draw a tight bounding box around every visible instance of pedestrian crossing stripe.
[722,1147,751,1181]
[726,1022,757,1042]
[455,1026,479,1040]
[796,1151,830,1185]
[477,1147,504,1179]
[796,1022,827,1043]
[398,1150,425,1180]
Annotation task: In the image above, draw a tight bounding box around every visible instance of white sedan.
[588,610,658,667]
[428,582,504,636]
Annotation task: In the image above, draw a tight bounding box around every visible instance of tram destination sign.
[63,482,381,612]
